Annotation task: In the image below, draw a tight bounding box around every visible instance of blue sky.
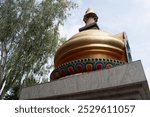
[60,0,150,84]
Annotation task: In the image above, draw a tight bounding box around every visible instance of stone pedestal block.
[20,60,150,100]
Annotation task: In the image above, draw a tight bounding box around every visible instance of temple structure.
[20,8,150,100]
[50,8,132,81]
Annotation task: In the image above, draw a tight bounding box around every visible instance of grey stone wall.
[20,60,150,100]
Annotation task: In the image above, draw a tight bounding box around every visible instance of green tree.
[4,80,20,100]
[0,0,77,99]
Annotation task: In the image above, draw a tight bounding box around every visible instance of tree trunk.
[0,78,5,92]
[0,42,7,97]
[0,82,8,99]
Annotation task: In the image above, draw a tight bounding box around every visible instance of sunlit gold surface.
[54,30,127,67]
[54,8,128,68]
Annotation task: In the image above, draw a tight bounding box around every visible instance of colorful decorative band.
[50,58,125,81]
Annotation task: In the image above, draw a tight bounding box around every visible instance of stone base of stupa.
[19,60,150,100]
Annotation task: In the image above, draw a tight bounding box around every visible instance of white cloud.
[59,22,82,39]
[143,13,150,24]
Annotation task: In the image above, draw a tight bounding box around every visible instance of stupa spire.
[50,8,131,81]
[79,8,99,31]
[83,8,98,25]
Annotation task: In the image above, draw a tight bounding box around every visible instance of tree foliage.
[0,0,77,99]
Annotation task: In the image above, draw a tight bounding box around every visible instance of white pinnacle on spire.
[84,8,98,25]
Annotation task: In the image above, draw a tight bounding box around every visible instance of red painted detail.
[77,64,83,72]
[86,64,93,71]
[68,66,75,73]
[96,64,102,70]
[106,64,113,69]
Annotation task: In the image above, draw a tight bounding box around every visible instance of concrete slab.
[19,60,150,100]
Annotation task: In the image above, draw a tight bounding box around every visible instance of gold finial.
[83,8,98,25]
[85,8,95,14]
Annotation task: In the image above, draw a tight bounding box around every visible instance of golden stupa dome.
[50,8,132,80]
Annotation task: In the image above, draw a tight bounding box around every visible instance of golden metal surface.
[54,30,127,67]
[54,8,128,68]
